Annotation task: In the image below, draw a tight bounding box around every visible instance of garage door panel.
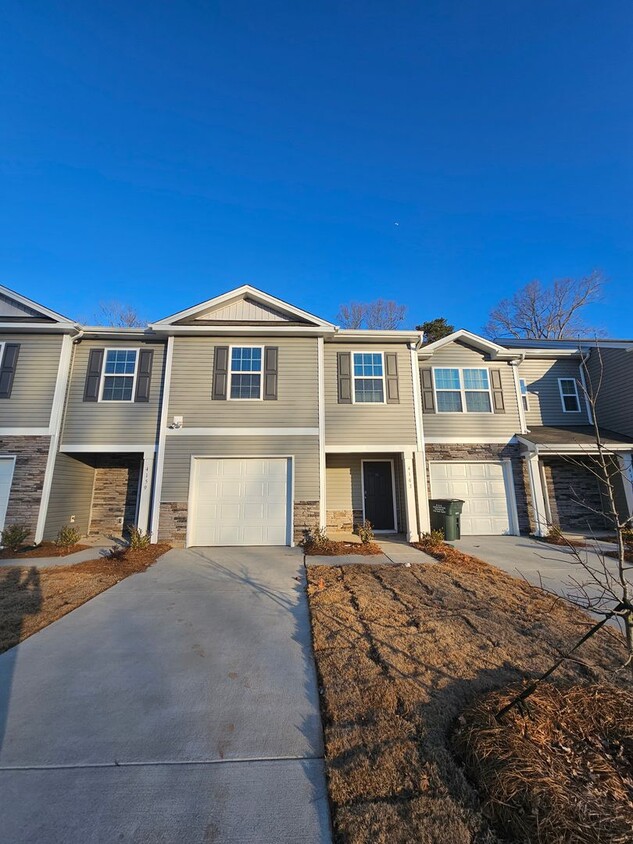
[189,457,290,547]
[429,461,512,536]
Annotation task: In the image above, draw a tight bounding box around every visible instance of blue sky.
[1,2,631,333]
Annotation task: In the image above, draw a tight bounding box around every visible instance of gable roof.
[0,285,77,328]
[150,285,337,333]
[417,329,519,360]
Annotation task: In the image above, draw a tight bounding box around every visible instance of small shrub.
[126,525,151,550]
[623,526,633,548]
[420,529,445,548]
[55,525,81,549]
[301,526,331,553]
[1,524,30,553]
[354,520,374,544]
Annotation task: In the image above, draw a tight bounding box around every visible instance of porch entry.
[362,460,396,532]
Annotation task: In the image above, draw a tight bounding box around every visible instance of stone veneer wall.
[326,508,363,531]
[157,500,319,547]
[541,457,610,531]
[424,442,531,534]
[0,435,50,535]
[89,455,141,536]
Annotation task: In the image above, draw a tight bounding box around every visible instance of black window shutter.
[337,352,352,403]
[385,352,399,403]
[83,348,104,402]
[134,349,154,403]
[212,346,229,400]
[420,368,435,413]
[491,368,505,413]
[263,346,278,400]
[0,344,20,399]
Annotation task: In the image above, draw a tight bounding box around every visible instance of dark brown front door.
[363,461,395,531]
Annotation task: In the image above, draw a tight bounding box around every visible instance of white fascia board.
[513,347,583,359]
[0,427,52,436]
[79,326,156,339]
[0,322,79,334]
[166,427,319,436]
[62,443,157,457]
[0,284,76,324]
[325,444,416,453]
[151,284,337,329]
[149,324,335,336]
[425,436,518,445]
[331,329,422,343]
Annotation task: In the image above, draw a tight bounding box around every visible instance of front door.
[363,461,395,531]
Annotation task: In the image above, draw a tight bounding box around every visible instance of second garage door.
[189,457,290,546]
[429,461,514,535]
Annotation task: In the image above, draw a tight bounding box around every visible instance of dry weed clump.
[454,683,633,844]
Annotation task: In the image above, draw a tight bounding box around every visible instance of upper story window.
[558,377,581,412]
[230,346,262,399]
[519,378,530,411]
[353,352,385,403]
[433,367,492,413]
[101,349,138,401]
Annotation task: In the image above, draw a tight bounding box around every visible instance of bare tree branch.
[337,299,407,330]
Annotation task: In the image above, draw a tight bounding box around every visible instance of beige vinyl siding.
[43,452,95,539]
[519,358,588,427]
[420,341,521,439]
[586,348,633,437]
[168,336,319,427]
[325,452,405,530]
[0,333,63,427]
[61,339,165,446]
[324,343,417,446]
[161,435,320,502]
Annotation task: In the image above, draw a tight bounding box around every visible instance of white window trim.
[519,378,530,412]
[227,344,264,401]
[352,351,387,405]
[558,377,581,413]
[432,367,494,414]
[98,348,139,403]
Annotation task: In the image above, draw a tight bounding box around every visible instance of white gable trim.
[417,329,519,360]
[150,284,337,330]
[0,285,76,326]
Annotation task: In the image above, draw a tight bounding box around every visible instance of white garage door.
[429,461,513,535]
[189,457,290,546]
[0,458,14,531]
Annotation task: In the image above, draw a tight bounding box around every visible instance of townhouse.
[0,282,631,547]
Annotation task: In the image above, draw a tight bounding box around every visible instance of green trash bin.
[429,499,464,541]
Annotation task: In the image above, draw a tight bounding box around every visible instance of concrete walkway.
[0,546,331,843]
[0,546,109,568]
[306,537,435,567]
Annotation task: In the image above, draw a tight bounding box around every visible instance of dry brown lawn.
[304,541,383,556]
[307,545,631,844]
[0,544,170,654]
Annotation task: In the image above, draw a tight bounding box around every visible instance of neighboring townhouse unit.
[0,286,78,542]
[418,330,633,538]
[42,327,167,541]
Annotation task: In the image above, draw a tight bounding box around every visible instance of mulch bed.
[0,544,170,653]
[454,682,633,844]
[0,541,89,559]
[304,541,382,556]
[307,541,631,843]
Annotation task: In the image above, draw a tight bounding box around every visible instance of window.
[230,346,262,399]
[353,353,385,403]
[559,377,581,412]
[520,378,530,412]
[433,367,492,413]
[101,349,137,401]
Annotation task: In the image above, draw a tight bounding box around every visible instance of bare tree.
[485,271,604,340]
[336,301,366,329]
[497,351,633,718]
[94,301,146,328]
[337,299,407,330]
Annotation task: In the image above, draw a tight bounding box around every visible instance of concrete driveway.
[451,535,619,601]
[0,547,331,843]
